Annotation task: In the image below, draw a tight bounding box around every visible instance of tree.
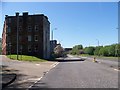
[94,46,103,56]
[108,44,115,56]
[115,44,120,57]
[84,46,95,55]
[71,44,83,55]
[99,46,109,56]
[54,44,64,57]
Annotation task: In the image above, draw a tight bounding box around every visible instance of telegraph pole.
[16,12,19,60]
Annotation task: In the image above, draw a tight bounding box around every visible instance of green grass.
[79,54,118,60]
[7,54,47,62]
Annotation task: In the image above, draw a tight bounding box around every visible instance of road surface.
[30,56,119,88]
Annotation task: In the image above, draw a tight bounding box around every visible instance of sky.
[0,2,118,48]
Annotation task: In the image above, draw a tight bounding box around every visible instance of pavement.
[0,55,59,89]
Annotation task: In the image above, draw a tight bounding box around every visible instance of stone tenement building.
[2,12,50,59]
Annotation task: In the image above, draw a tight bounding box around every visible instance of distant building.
[2,12,50,59]
[50,40,57,54]
[64,48,72,53]
[64,48,72,52]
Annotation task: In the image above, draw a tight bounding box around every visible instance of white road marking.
[50,62,59,68]
[114,69,119,71]
[16,77,42,84]
[28,62,59,88]
[28,77,43,88]
[35,64,40,66]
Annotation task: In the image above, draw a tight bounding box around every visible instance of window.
[28,45,31,52]
[34,35,38,41]
[28,26,32,32]
[19,17,23,23]
[7,37,10,42]
[19,26,22,31]
[8,18,11,23]
[8,27,11,33]
[19,36,22,41]
[19,45,22,52]
[28,35,31,41]
[8,42,11,47]
[34,45,38,52]
[28,17,31,23]
[35,25,39,31]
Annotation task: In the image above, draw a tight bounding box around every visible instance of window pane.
[34,35,38,41]
[28,35,31,41]
[28,26,32,32]
[8,27,11,33]
[35,25,39,31]
[28,45,31,52]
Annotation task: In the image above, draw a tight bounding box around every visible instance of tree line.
[70,44,120,57]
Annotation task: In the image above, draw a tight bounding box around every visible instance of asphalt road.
[30,57,119,88]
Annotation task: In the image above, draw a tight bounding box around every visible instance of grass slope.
[7,54,47,62]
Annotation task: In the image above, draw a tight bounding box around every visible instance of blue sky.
[1,2,118,48]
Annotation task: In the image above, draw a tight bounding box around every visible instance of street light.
[51,28,57,56]
[51,28,57,41]
[16,12,19,60]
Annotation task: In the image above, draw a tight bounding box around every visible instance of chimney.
[16,12,19,16]
[5,15,8,17]
[23,12,28,16]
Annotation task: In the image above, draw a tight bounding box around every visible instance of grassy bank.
[7,54,47,62]
[79,54,118,60]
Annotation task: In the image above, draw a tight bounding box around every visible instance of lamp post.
[51,28,57,41]
[9,43,11,59]
[51,28,57,56]
[16,13,19,60]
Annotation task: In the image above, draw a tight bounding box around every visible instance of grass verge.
[79,54,118,60]
[7,55,47,62]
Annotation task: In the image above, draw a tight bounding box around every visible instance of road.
[30,55,119,88]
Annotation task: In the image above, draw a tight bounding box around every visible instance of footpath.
[0,55,59,89]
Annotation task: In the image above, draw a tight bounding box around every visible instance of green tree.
[71,44,83,55]
[99,46,109,56]
[94,46,103,56]
[108,44,116,56]
[84,46,95,55]
[115,44,120,57]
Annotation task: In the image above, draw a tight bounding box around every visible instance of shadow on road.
[1,65,30,90]
[51,58,86,62]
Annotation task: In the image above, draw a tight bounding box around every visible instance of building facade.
[2,12,50,59]
[50,40,57,54]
